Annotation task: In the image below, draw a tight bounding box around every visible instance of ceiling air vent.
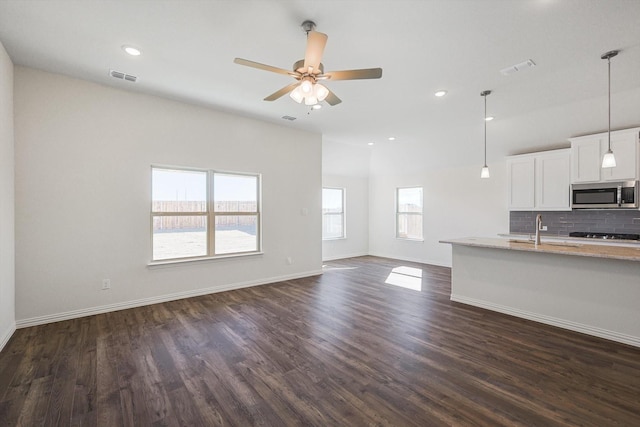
[110,69,138,82]
[281,115,297,121]
[500,59,536,76]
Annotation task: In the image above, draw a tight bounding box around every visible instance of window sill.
[396,237,424,242]
[148,251,264,268]
[323,237,347,241]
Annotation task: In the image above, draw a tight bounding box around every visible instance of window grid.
[151,166,261,261]
[396,187,423,241]
[322,187,345,240]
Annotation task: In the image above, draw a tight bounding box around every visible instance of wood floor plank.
[1,255,639,426]
[70,317,98,426]
[95,315,124,427]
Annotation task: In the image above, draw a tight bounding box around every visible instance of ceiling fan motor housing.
[293,59,324,76]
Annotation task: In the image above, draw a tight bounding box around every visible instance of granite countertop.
[440,237,640,262]
[498,233,640,247]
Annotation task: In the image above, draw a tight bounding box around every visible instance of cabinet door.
[601,132,638,181]
[536,150,571,210]
[571,137,602,183]
[507,156,535,210]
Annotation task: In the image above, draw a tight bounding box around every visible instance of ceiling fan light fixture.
[300,79,313,94]
[304,95,318,106]
[289,86,304,103]
[314,83,329,101]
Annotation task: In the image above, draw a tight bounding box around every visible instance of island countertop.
[440,237,640,262]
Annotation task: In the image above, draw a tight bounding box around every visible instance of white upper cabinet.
[601,131,638,181]
[571,137,602,183]
[507,156,535,210]
[536,150,571,210]
[507,149,570,211]
[570,127,640,183]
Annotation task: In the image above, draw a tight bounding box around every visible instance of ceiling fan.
[234,20,382,107]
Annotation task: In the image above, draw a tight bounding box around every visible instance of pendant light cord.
[607,55,611,152]
[484,94,487,166]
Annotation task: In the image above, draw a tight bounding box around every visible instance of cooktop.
[568,232,640,241]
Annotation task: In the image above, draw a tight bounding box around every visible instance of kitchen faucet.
[535,214,543,246]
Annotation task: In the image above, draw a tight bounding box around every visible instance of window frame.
[150,165,262,263]
[322,187,346,240]
[396,186,424,241]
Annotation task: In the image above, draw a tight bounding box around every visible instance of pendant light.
[480,90,492,178]
[601,50,619,168]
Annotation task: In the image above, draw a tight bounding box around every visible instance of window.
[322,187,345,239]
[151,166,260,261]
[396,187,423,240]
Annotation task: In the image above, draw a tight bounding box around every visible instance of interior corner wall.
[14,67,322,325]
[0,41,15,350]
[322,140,370,260]
[368,158,508,267]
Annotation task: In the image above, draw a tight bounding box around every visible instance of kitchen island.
[441,237,640,347]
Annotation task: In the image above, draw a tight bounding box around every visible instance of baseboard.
[367,251,451,268]
[0,321,16,352]
[16,269,323,329]
[451,294,640,348]
[322,252,369,261]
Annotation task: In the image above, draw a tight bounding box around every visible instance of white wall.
[0,41,15,350]
[322,140,369,260]
[368,152,508,267]
[14,67,322,325]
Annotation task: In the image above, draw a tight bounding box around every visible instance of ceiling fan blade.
[303,31,328,73]
[324,68,383,81]
[324,89,342,106]
[234,58,297,76]
[264,82,300,101]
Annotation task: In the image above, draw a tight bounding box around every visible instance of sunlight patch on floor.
[385,266,423,291]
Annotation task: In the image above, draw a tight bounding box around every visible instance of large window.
[151,166,260,261]
[396,187,423,240]
[322,187,345,239]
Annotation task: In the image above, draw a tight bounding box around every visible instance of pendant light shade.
[602,149,616,168]
[601,50,619,169]
[480,90,492,179]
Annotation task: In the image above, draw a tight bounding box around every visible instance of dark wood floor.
[1,256,639,426]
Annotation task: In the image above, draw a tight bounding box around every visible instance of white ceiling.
[1,0,640,168]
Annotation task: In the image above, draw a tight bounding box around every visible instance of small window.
[322,187,345,239]
[152,166,260,261]
[396,187,423,240]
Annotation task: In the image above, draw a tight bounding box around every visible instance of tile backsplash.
[510,210,640,236]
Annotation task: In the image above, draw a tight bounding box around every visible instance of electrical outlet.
[102,279,111,290]
[541,226,548,231]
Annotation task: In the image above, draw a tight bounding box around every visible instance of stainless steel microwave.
[571,180,639,209]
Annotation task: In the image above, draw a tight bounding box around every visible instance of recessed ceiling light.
[122,45,141,56]
[311,104,322,110]
[368,142,374,146]
[485,116,494,121]
[388,136,396,141]
[434,90,447,97]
